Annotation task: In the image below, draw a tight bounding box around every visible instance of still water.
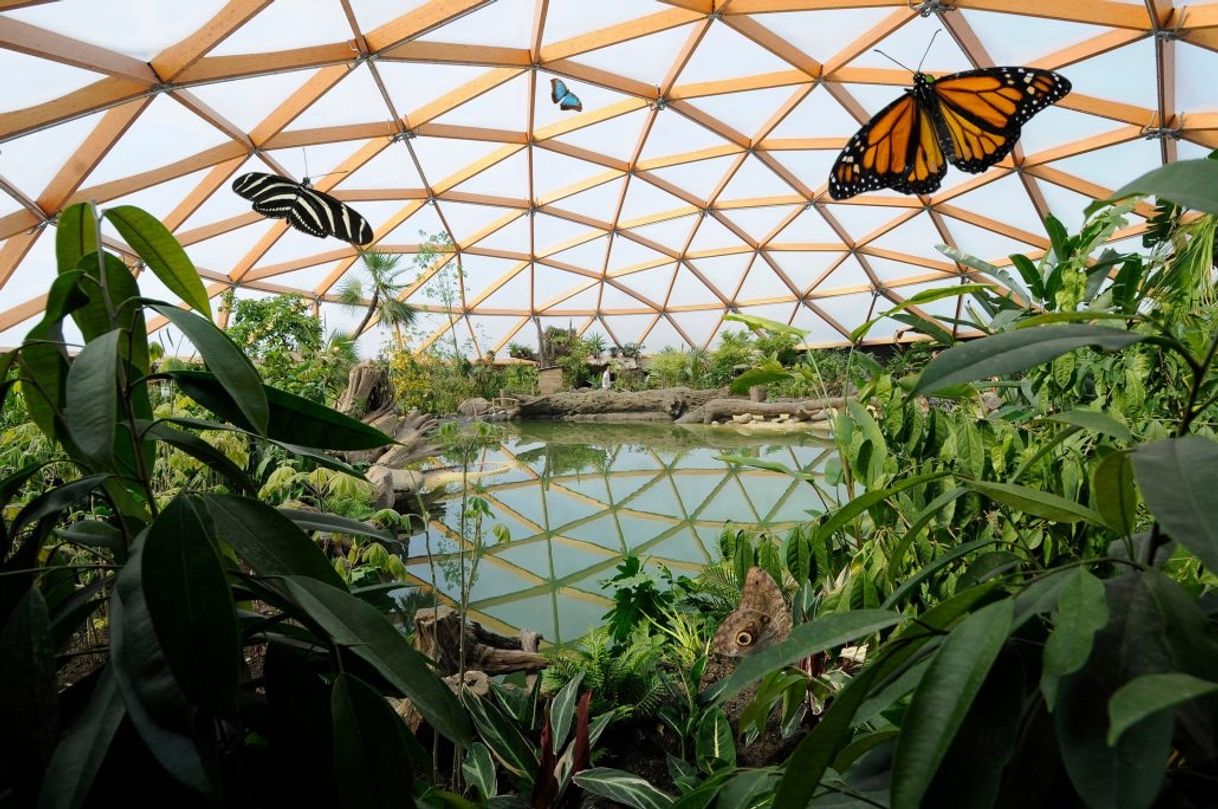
[406,421,833,644]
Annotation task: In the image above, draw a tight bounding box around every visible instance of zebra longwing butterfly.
[232,172,373,245]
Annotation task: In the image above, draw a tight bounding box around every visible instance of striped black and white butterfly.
[549,78,582,112]
[231,172,373,245]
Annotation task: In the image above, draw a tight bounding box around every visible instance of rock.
[457,397,491,417]
[675,405,705,424]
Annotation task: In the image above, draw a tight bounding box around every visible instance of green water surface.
[406,421,834,643]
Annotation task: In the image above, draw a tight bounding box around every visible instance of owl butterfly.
[712,567,792,657]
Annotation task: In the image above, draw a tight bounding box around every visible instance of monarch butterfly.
[550,78,582,112]
[828,67,1071,200]
[232,172,373,245]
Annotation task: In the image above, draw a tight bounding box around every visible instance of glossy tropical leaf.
[1094,451,1138,536]
[816,471,949,545]
[573,769,674,809]
[109,532,211,793]
[331,673,415,809]
[463,742,498,800]
[1132,436,1218,570]
[883,536,997,610]
[695,707,735,772]
[1088,157,1218,216]
[912,324,1143,396]
[1107,672,1218,746]
[723,312,807,338]
[141,495,241,719]
[278,508,396,544]
[1044,410,1132,442]
[964,479,1104,525]
[55,203,99,274]
[72,252,150,374]
[282,576,470,744]
[63,329,120,467]
[891,598,1013,809]
[850,284,990,343]
[936,244,1032,304]
[204,495,343,587]
[142,422,256,494]
[729,359,792,395]
[37,665,126,809]
[1040,568,1109,705]
[702,610,900,704]
[149,305,268,434]
[465,691,538,778]
[550,670,583,750]
[104,206,211,316]
[0,586,56,797]
[170,370,391,450]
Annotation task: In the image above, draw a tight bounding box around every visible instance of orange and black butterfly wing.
[829,92,948,200]
[930,67,1071,173]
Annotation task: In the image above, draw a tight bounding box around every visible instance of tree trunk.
[700,396,846,424]
[352,290,379,340]
[337,361,395,420]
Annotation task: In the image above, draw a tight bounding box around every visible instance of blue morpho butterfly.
[550,78,582,112]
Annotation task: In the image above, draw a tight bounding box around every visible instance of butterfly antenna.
[916,29,942,73]
[302,147,309,183]
[873,48,914,73]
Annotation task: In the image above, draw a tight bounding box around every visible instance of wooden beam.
[0,17,156,82]
[35,97,150,213]
[0,76,149,141]
[151,0,272,81]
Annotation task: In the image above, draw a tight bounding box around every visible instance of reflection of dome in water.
[2,2,1209,353]
[406,425,834,641]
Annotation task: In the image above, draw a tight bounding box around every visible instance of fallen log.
[414,605,545,676]
[700,396,847,424]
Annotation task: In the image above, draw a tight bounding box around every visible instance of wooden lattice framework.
[1,0,1216,352]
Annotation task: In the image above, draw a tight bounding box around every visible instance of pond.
[405,421,835,644]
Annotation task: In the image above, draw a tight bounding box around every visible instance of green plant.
[0,203,469,806]
[336,248,418,350]
[542,627,666,721]
[599,556,676,643]
[508,342,536,361]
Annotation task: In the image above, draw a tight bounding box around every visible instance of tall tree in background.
[338,249,418,350]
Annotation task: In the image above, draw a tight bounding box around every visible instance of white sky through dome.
[1,0,1215,356]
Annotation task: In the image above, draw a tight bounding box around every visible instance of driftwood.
[337,361,396,420]
[699,396,847,424]
[414,605,546,676]
[517,386,724,420]
[393,670,491,732]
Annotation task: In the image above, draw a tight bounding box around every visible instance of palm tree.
[337,250,418,350]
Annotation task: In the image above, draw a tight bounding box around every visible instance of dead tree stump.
[337,361,395,421]
[414,605,545,676]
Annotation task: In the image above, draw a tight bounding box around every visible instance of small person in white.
[601,367,612,390]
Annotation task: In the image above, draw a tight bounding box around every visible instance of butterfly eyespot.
[760,615,771,625]
[735,631,753,646]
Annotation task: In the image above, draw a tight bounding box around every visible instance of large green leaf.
[890,598,1013,809]
[465,691,538,778]
[911,324,1143,396]
[1087,157,1218,216]
[104,206,211,316]
[964,479,1104,525]
[330,673,415,809]
[109,532,212,793]
[462,743,498,800]
[282,576,471,744]
[695,707,735,772]
[55,203,99,274]
[850,284,990,343]
[1094,451,1138,536]
[278,508,397,544]
[702,610,900,704]
[141,495,241,720]
[729,359,792,395]
[149,305,268,434]
[204,495,343,587]
[170,370,392,450]
[0,587,57,797]
[550,670,583,751]
[142,422,256,494]
[72,252,150,374]
[1040,568,1109,705]
[62,329,120,468]
[884,488,970,592]
[1044,410,1132,442]
[573,769,674,809]
[882,536,998,610]
[1132,436,1218,570]
[1107,672,1218,746]
[37,665,125,809]
[723,312,807,338]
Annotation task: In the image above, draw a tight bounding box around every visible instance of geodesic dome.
[2,0,1216,356]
